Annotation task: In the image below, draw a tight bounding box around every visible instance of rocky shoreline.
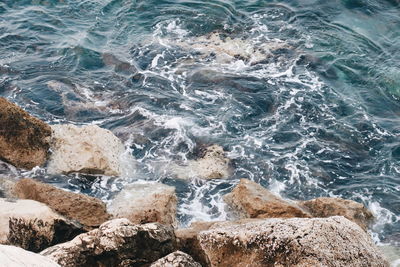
[0,97,392,266]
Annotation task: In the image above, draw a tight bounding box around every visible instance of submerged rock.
[150,251,202,267]
[298,197,374,231]
[172,144,231,180]
[0,244,60,267]
[0,199,82,252]
[108,181,177,226]
[199,216,389,267]
[0,97,51,169]
[41,218,176,267]
[13,178,110,229]
[174,32,289,65]
[175,221,217,266]
[224,179,311,219]
[47,124,126,176]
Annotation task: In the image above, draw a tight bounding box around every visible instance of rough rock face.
[0,244,60,267]
[172,145,231,180]
[0,97,51,169]
[175,221,217,266]
[47,124,125,176]
[13,178,110,229]
[108,181,177,226]
[41,218,176,267]
[224,179,310,219]
[0,199,83,252]
[199,216,389,267]
[298,197,374,231]
[150,251,202,267]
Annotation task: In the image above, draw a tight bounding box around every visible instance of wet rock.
[0,97,51,169]
[150,251,202,267]
[41,218,176,267]
[0,199,83,252]
[47,124,126,176]
[0,176,16,198]
[298,197,374,231]
[13,178,110,229]
[108,181,177,226]
[224,179,311,219]
[175,221,217,266]
[0,244,60,267]
[172,144,231,180]
[199,216,389,267]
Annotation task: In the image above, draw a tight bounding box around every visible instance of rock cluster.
[0,97,391,267]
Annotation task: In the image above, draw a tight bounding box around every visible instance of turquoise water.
[1,0,400,250]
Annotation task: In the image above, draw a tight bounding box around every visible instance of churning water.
[1,0,400,255]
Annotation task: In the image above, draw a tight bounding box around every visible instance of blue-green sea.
[1,0,399,258]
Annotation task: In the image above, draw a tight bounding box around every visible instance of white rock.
[0,244,60,267]
[48,124,126,176]
[108,181,177,226]
[171,144,231,180]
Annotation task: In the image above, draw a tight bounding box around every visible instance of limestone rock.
[0,199,83,252]
[0,176,16,198]
[13,178,110,229]
[172,145,231,180]
[0,97,51,169]
[47,124,125,176]
[150,251,202,267]
[41,218,176,267]
[175,221,217,266]
[199,216,389,267]
[298,197,374,231]
[0,244,60,267]
[108,181,177,226]
[224,179,310,219]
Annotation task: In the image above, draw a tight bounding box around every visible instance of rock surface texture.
[224,179,310,219]
[150,251,202,267]
[0,199,82,252]
[298,197,374,231]
[0,97,51,169]
[199,216,389,267]
[14,178,109,229]
[175,221,217,266]
[0,244,60,267]
[41,218,176,267]
[172,144,231,180]
[47,124,125,176]
[108,181,177,226]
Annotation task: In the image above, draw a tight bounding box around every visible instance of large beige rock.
[0,97,51,169]
[172,145,231,180]
[0,244,60,267]
[224,179,310,219]
[108,181,177,226]
[175,221,217,266]
[48,124,125,176]
[41,218,176,267]
[199,216,389,267]
[13,178,110,229]
[0,199,82,252]
[298,197,374,231]
[150,251,202,267]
